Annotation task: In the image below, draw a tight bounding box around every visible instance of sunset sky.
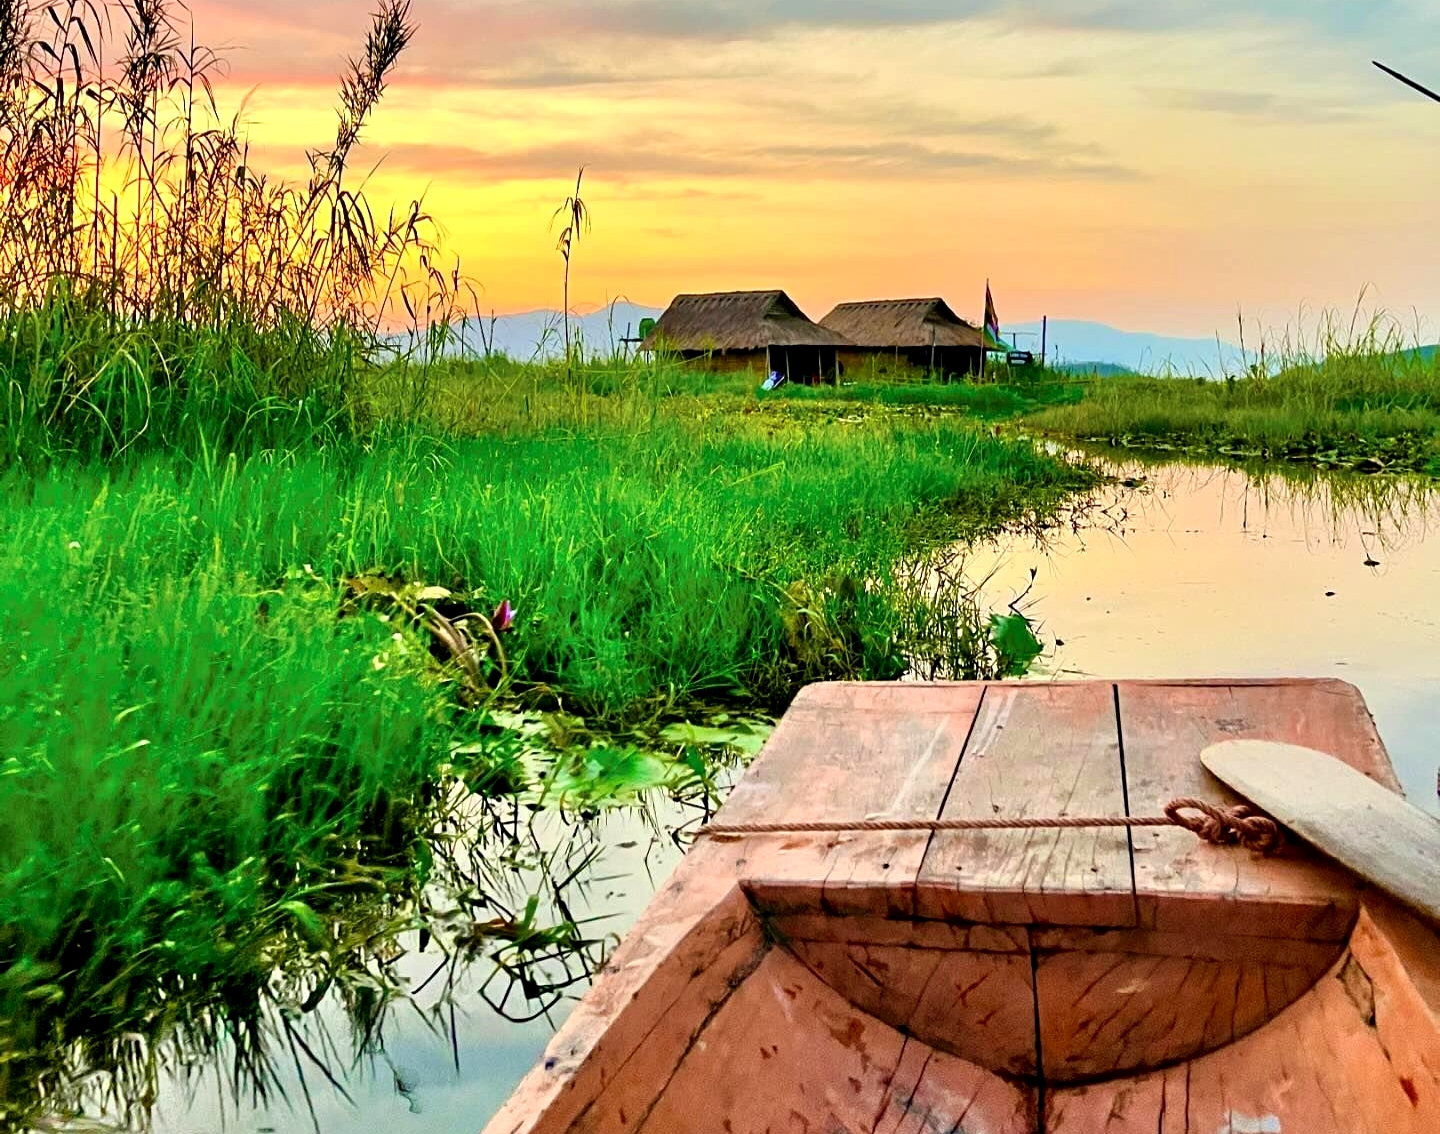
[189,0,1440,339]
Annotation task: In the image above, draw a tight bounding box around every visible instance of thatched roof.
[641,291,850,352]
[819,298,984,350]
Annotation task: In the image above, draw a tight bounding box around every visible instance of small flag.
[983,284,1001,347]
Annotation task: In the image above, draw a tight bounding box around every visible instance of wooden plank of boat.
[1201,737,1440,924]
[1119,678,1392,938]
[1046,893,1440,1132]
[485,679,1440,1134]
[915,680,1134,927]
[722,681,984,919]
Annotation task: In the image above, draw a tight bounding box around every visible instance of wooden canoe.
[485,678,1440,1134]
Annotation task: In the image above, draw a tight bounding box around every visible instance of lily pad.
[659,722,769,757]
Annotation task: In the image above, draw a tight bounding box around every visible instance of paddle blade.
[1201,739,1440,925]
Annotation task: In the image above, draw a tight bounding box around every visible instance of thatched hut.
[819,298,984,379]
[640,291,849,383]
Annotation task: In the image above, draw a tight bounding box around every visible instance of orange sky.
[188,0,1440,338]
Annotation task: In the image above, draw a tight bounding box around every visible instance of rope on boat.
[700,797,1284,854]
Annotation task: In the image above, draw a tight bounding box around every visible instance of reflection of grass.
[1027,312,1440,475]
[1073,446,1440,557]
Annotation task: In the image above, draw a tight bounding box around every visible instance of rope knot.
[1164,797,1284,855]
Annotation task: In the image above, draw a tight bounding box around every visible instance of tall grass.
[0,413,1092,1128]
[0,0,468,459]
[1027,308,1440,473]
[0,2,487,1125]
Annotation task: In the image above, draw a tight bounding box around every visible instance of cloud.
[1152,87,1360,124]
[189,1,1437,91]
[379,133,1140,184]
[428,0,1419,43]
[794,101,1069,146]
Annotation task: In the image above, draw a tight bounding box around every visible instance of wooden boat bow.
[486,678,1440,1133]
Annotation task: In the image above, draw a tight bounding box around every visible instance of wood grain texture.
[1035,950,1313,1082]
[1350,897,1440,1129]
[1118,680,1370,939]
[482,846,758,1134]
[916,682,1134,927]
[721,682,982,919]
[570,927,767,1133]
[872,1041,1034,1134]
[1047,906,1440,1132]
[1033,926,1342,1078]
[634,947,909,1133]
[1029,925,1343,969]
[769,911,1026,953]
[788,938,1038,1077]
[1202,738,1440,924]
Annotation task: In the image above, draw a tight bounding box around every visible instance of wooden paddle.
[1201,739,1440,925]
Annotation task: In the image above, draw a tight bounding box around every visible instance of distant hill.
[394,306,1254,373]
[1005,320,1241,376]
[429,302,663,361]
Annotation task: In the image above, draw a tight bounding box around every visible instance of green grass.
[1027,321,1440,474]
[1053,361,1140,378]
[0,292,365,463]
[0,406,1092,1128]
[757,378,1084,417]
[394,354,1086,430]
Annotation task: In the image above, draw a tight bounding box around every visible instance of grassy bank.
[1027,325,1440,474]
[1,409,1092,1127]
[757,377,1083,417]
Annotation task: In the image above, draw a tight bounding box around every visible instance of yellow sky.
[190,0,1440,338]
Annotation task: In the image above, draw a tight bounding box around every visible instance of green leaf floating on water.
[988,612,1044,676]
[549,744,673,807]
[658,722,768,757]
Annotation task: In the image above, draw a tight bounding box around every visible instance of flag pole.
[980,278,988,383]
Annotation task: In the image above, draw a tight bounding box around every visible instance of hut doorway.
[767,346,839,385]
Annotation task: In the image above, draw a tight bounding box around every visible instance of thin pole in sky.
[1373,60,1440,105]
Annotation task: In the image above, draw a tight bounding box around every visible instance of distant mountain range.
[412,305,1255,375]
[434,302,662,361]
[1004,320,1241,376]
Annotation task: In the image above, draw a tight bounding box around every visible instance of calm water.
[134,802,705,1134]
[69,458,1440,1133]
[983,457,1440,813]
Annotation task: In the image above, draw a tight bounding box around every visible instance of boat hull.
[485,679,1440,1133]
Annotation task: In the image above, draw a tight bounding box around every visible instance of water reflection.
[973,457,1440,812]
[47,767,739,1134]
